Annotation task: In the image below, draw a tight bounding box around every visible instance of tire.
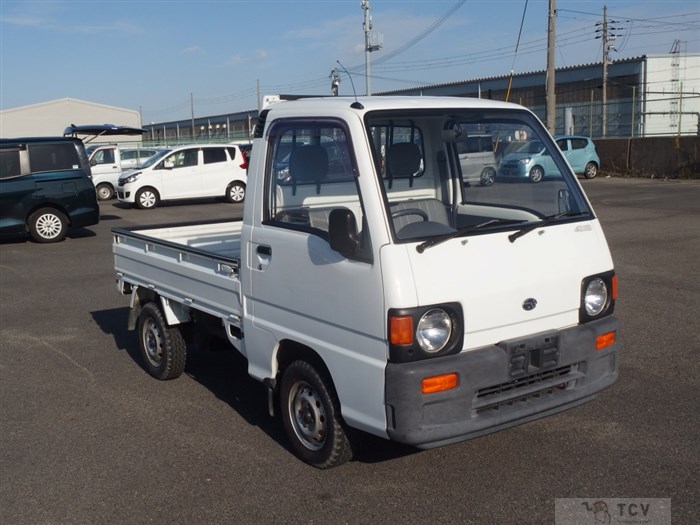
[226,181,246,203]
[479,167,496,186]
[135,187,159,209]
[584,162,598,179]
[28,208,67,243]
[280,360,353,469]
[529,166,544,183]
[96,183,114,201]
[137,302,186,380]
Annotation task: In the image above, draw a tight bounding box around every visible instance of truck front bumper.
[385,316,618,448]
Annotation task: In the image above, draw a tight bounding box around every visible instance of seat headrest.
[386,142,421,178]
[289,145,328,182]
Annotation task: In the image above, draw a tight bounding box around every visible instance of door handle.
[256,245,272,256]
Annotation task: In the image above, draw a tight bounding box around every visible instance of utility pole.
[361,0,382,96]
[330,68,341,96]
[545,0,557,134]
[190,93,195,140]
[595,5,621,137]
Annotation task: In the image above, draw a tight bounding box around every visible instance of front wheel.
[529,166,544,183]
[28,208,67,243]
[226,181,246,203]
[584,162,598,179]
[135,187,160,209]
[479,167,496,186]
[280,360,353,469]
[137,302,186,380]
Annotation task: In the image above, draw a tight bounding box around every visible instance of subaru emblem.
[522,298,537,311]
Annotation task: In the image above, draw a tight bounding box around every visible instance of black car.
[0,137,99,243]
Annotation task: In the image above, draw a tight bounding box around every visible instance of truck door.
[245,118,387,431]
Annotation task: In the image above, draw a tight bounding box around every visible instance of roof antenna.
[336,60,364,110]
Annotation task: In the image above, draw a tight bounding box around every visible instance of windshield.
[365,108,592,244]
[139,148,171,168]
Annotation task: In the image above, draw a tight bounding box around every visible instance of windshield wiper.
[508,211,586,243]
[417,218,526,253]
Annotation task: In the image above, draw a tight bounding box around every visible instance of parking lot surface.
[1,179,699,524]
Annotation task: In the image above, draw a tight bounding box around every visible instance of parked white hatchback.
[117,144,247,209]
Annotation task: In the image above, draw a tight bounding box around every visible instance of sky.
[1,0,699,123]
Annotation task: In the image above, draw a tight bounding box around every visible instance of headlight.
[518,157,531,164]
[584,278,608,316]
[416,309,452,353]
[388,303,463,363]
[121,172,141,184]
[579,271,616,323]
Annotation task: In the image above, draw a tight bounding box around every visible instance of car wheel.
[529,166,544,183]
[137,302,187,380]
[480,167,496,186]
[135,188,159,209]
[96,183,114,200]
[280,360,353,469]
[28,208,68,243]
[226,182,246,203]
[584,162,598,179]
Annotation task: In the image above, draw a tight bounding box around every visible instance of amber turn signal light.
[421,373,458,394]
[596,331,616,350]
[390,315,414,345]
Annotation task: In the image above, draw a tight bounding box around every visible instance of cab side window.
[264,120,365,246]
[556,139,569,151]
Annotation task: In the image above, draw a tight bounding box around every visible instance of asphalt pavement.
[1,179,698,524]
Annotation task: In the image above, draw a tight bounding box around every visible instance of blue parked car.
[499,135,600,183]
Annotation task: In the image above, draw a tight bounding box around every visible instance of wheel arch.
[276,339,331,381]
[25,203,71,228]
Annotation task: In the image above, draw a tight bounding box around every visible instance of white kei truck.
[113,96,619,468]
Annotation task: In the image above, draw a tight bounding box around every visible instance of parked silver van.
[456,134,497,186]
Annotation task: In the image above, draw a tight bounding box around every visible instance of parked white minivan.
[117,144,247,209]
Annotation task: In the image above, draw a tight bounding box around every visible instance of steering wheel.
[391,208,429,221]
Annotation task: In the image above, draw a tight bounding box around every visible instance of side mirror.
[163,160,174,169]
[329,208,360,259]
[89,159,97,167]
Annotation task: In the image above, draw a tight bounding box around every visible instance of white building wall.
[644,54,700,136]
[0,98,142,142]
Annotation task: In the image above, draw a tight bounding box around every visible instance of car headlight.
[579,271,616,323]
[584,278,607,316]
[388,303,463,362]
[121,172,141,184]
[416,309,452,353]
[518,157,531,164]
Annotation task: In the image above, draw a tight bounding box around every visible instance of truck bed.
[112,220,243,326]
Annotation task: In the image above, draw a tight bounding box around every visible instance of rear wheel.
[584,162,598,179]
[96,183,114,200]
[28,208,67,243]
[226,181,246,203]
[280,360,353,469]
[137,302,186,380]
[529,166,544,183]
[135,187,159,209]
